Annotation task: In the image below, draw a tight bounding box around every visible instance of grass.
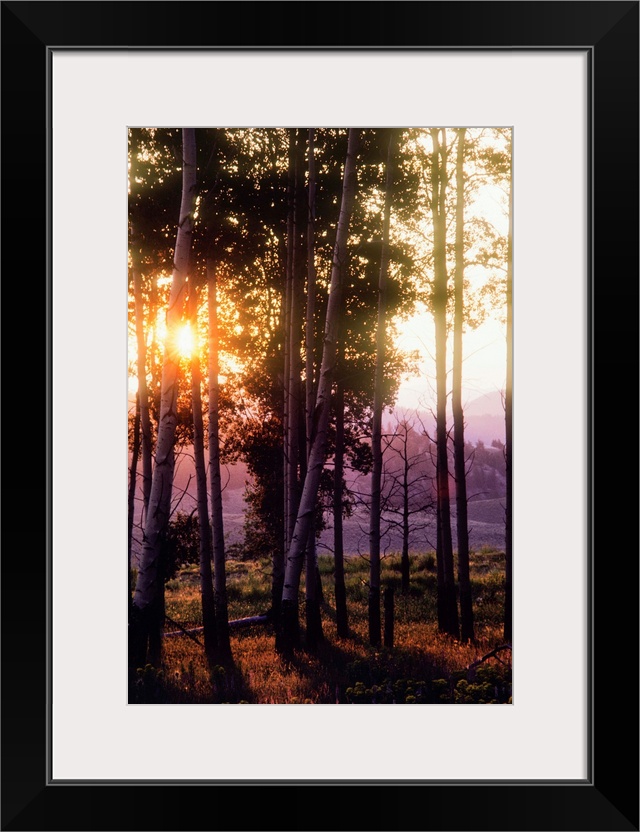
[131,549,511,704]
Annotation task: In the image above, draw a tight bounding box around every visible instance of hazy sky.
[395,313,507,412]
[391,131,509,414]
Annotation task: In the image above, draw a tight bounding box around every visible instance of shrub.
[344,677,430,704]
[162,512,200,581]
[416,553,436,572]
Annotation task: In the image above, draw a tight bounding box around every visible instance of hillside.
[130,390,507,565]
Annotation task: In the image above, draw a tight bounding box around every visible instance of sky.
[395,313,506,412]
[391,130,510,414]
[128,128,510,419]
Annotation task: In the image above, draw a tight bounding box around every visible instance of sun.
[175,323,195,359]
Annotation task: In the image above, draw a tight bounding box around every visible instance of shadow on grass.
[275,632,370,703]
[128,643,257,705]
[275,614,459,704]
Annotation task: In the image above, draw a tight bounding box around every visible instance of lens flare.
[175,323,194,359]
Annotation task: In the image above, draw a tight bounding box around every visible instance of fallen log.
[229,613,271,630]
[164,613,203,646]
[164,613,271,638]
[465,644,512,677]
[467,644,512,669]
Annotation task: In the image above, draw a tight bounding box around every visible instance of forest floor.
[130,550,512,705]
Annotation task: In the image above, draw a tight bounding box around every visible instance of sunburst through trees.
[128,127,512,704]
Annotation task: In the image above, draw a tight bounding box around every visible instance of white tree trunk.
[279,129,359,649]
[132,128,197,638]
[304,128,323,647]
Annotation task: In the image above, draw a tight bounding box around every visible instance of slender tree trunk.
[504,148,513,644]
[284,129,298,550]
[278,129,360,653]
[333,369,349,638]
[208,263,232,663]
[304,128,323,648]
[453,128,474,643]
[436,483,447,630]
[275,131,296,625]
[384,586,395,649]
[401,433,410,594]
[369,130,395,646]
[287,129,305,548]
[148,276,160,428]
[188,287,218,668]
[131,128,197,669]
[305,129,317,462]
[128,393,141,598]
[133,263,153,521]
[430,128,459,639]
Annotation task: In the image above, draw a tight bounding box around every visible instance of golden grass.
[151,551,510,704]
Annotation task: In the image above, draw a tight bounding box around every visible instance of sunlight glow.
[175,323,195,359]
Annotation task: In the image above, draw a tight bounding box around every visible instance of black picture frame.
[2,2,638,830]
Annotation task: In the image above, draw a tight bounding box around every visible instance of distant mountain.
[463,391,505,444]
[385,390,505,446]
[463,390,505,417]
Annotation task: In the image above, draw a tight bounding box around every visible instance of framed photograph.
[2,2,637,830]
